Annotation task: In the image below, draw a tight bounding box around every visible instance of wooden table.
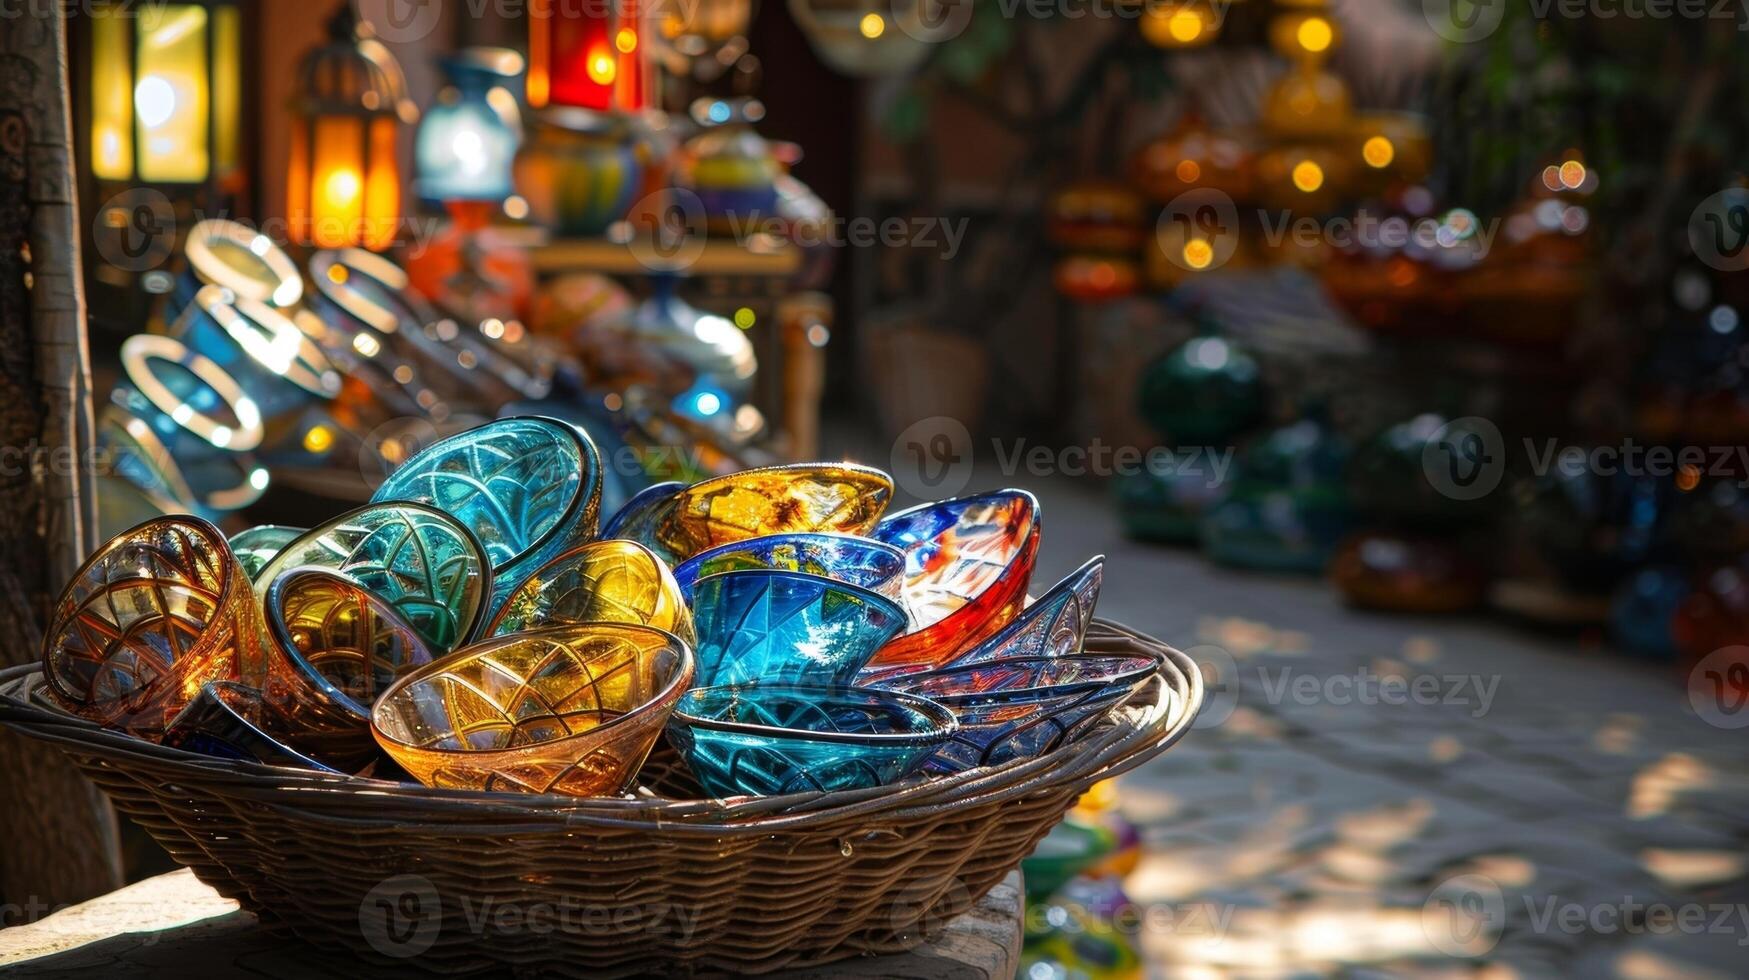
[0,869,1023,978]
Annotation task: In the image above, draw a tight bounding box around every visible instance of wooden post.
[0,5,123,920]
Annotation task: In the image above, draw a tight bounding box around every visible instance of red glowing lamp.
[528,0,652,112]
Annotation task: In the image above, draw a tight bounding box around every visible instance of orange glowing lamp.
[528,0,653,111]
[286,6,417,251]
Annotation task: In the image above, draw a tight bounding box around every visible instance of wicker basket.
[0,621,1200,977]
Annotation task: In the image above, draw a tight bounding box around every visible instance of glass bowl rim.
[883,652,1162,706]
[672,531,906,586]
[670,684,959,746]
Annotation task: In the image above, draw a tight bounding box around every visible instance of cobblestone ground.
[1003,474,1748,979]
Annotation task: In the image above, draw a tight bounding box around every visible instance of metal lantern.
[286,4,418,252]
[86,1,246,191]
[528,0,656,112]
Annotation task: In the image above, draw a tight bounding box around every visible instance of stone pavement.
[1000,473,1749,979]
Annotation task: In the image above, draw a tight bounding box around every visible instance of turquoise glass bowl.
[371,417,602,615]
[688,570,908,688]
[229,525,306,579]
[672,533,906,606]
[876,653,1158,773]
[666,685,958,797]
[252,502,492,654]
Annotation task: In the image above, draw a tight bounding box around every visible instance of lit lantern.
[1268,11,1340,64]
[1140,2,1222,49]
[286,5,418,252]
[528,0,654,111]
[416,48,525,204]
[86,1,243,190]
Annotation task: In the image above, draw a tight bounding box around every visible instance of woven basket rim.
[0,619,1201,834]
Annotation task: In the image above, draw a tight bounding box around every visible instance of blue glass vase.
[416,48,524,204]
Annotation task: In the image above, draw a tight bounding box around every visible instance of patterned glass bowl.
[487,539,694,644]
[672,533,906,607]
[229,525,305,579]
[689,570,908,688]
[875,653,1159,773]
[868,489,1042,672]
[371,624,694,796]
[162,681,339,772]
[252,501,492,655]
[600,481,684,549]
[863,556,1105,685]
[42,516,264,738]
[262,567,437,770]
[655,463,894,561]
[665,685,958,798]
[371,417,602,614]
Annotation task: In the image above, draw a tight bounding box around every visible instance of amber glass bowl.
[656,462,894,560]
[263,567,437,770]
[42,516,264,738]
[371,624,694,796]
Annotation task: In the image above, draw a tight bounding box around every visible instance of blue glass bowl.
[877,653,1158,773]
[162,681,340,772]
[665,685,958,797]
[672,533,906,606]
[600,481,684,554]
[689,570,908,688]
[372,417,602,617]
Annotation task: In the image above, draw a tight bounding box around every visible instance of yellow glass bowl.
[370,624,694,796]
[656,462,894,560]
[42,516,265,738]
[487,540,694,644]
